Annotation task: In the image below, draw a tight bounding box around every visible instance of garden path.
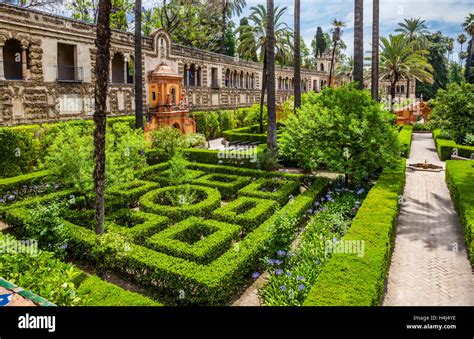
[383,133,474,306]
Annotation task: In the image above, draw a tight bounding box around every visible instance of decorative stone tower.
[145,61,196,134]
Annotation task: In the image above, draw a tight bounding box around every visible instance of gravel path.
[383,133,474,306]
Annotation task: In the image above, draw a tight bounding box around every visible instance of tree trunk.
[259,49,267,134]
[406,78,410,99]
[328,41,337,87]
[93,0,112,235]
[371,0,379,100]
[465,37,473,83]
[135,0,143,129]
[221,3,227,54]
[390,81,396,112]
[266,0,277,154]
[353,0,364,89]
[293,0,301,110]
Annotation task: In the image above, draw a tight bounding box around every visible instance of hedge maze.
[1,161,329,305]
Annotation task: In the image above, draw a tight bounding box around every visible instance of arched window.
[126,56,134,84]
[111,52,125,83]
[197,66,202,87]
[233,70,238,88]
[3,39,24,80]
[320,63,324,71]
[401,85,405,93]
[189,64,196,86]
[396,85,400,93]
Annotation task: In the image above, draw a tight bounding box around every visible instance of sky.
[234,0,473,60]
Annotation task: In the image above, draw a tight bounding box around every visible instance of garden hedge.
[56,177,329,304]
[222,125,267,143]
[193,173,252,199]
[238,177,301,205]
[106,180,160,207]
[182,146,266,169]
[139,185,221,220]
[145,217,241,264]
[212,196,278,232]
[433,129,474,161]
[445,160,474,265]
[398,125,413,158]
[0,170,52,200]
[303,158,406,306]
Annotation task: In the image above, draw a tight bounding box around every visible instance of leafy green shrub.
[150,125,188,161]
[43,123,147,207]
[398,125,413,158]
[22,201,69,256]
[185,133,207,148]
[429,83,474,144]
[303,159,406,306]
[212,196,278,232]
[139,185,221,221]
[0,170,52,203]
[279,84,400,183]
[106,180,160,208]
[238,178,301,205]
[0,233,81,306]
[463,133,474,147]
[412,122,431,131]
[445,160,474,264]
[145,217,241,264]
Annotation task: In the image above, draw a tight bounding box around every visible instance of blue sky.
[234,0,473,59]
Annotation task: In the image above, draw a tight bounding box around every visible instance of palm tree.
[220,0,247,54]
[328,19,345,87]
[462,13,474,82]
[457,33,467,63]
[371,0,379,100]
[379,34,433,112]
[293,0,301,110]
[266,0,277,155]
[353,0,364,89]
[238,5,290,133]
[93,0,112,235]
[396,17,430,97]
[395,18,430,50]
[135,0,143,129]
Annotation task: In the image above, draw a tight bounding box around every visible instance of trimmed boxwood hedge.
[303,159,406,306]
[182,146,266,169]
[238,177,301,205]
[57,177,329,305]
[398,125,413,158]
[147,169,205,186]
[193,173,252,199]
[212,196,278,232]
[433,129,474,161]
[445,160,474,265]
[75,273,161,306]
[106,180,160,207]
[106,209,169,243]
[145,217,241,264]
[139,185,221,221]
[222,125,267,143]
[0,170,51,196]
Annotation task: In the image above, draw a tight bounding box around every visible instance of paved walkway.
[384,133,474,306]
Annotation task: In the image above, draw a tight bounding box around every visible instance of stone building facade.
[0,4,415,126]
[0,3,333,126]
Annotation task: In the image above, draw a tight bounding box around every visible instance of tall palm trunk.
[466,38,473,82]
[259,49,267,134]
[353,0,364,89]
[390,77,398,112]
[293,0,301,110]
[93,0,112,235]
[266,0,277,154]
[135,0,143,129]
[328,40,337,87]
[371,0,379,100]
[406,78,410,98]
[221,2,227,54]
